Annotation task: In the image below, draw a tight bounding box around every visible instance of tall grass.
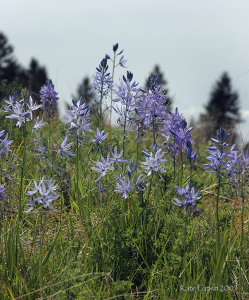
[0,57,249,300]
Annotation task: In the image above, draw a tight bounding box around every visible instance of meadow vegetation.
[0,44,248,299]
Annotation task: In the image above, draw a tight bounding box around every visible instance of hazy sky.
[1,0,249,141]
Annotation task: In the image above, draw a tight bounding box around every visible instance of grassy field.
[0,82,249,300]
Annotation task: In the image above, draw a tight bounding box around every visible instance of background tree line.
[0,32,47,105]
[0,31,242,144]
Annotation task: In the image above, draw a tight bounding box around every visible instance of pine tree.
[199,72,240,142]
[0,32,48,106]
[0,32,20,101]
[27,58,47,104]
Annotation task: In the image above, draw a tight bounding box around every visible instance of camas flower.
[58,136,74,159]
[25,177,59,212]
[24,196,35,213]
[40,79,59,118]
[89,128,108,145]
[135,75,168,129]
[204,128,236,178]
[33,139,48,157]
[27,96,42,120]
[6,101,30,127]
[92,58,113,102]
[0,184,7,201]
[91,154,114,181]
[109,146,128,168]
[172,184,202,213]
[160,107,184,141]
[32,116,45,137]
[114,177,133,199]
[63,98,92,138]
[0,131,13,157]
[141,148,166,177]
[227,150,249,183]
[112,71,140,130]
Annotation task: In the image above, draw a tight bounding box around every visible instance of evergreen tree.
[199,72,240,142]
[0,32,48,105]
[145,65,172,110]
[0,32,20,101]
[27,58,47,105]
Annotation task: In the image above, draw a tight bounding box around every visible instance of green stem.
[216,176,221,232]
[122,113,127,162]
[60,171,63,226]
[76,139,79,195]
[184,207,188,255]
[152,116,156,145]
[109,53,116,146]
[239,173,244,300]
[99,69,104,130]
[39,212,44,299]
[189,159,192,188]
[180,150,183,187]
[143,171,154,232]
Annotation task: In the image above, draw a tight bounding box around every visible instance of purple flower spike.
[40,79,59,118]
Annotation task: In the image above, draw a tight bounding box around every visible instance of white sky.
[1,0,249,142]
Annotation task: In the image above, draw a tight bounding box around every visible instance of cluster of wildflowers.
[91,154,115,182]
[226,149,249,187]
[92,57,113,106]
[141,144,167,178]
[113,71,140,128]
[135,75,168,130]
[204,128,235,178]
[63,98,92,140]
[2,91,18,113]
[113,160,137,199]
[161,107,184,141]
[168,119,194,156]
[5,95,41,127]
[40,79,59,119]
[172,183,203,215]
[25,177,59,213]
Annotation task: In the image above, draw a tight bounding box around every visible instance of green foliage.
[0,82,249,300]
[0,79,22,98]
